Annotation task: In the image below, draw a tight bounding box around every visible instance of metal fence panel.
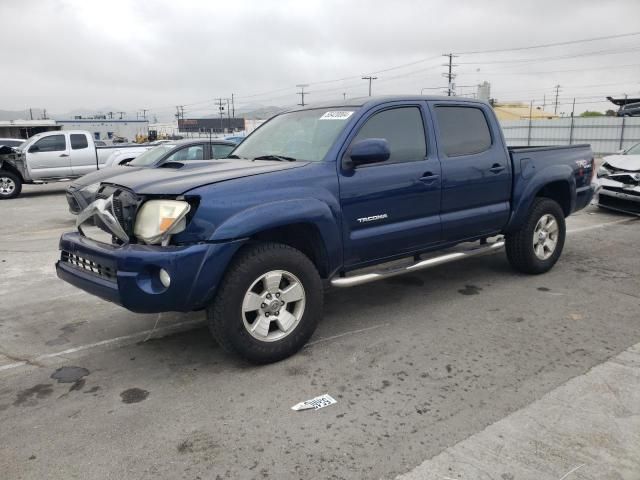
[500,117,640,155]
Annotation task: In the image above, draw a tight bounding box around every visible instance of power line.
[455,45,640,65]
[454,31,640,55]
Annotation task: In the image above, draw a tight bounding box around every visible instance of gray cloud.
[1,0,639,117]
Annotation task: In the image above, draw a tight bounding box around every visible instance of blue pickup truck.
[56,96,595,363]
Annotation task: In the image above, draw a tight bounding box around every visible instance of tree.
[580,110,604,117]
[605,109,616,117]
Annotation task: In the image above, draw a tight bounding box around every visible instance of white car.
[595,142,640,215]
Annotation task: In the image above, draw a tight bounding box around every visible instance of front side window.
[166,145,204,162]
[211,144,234,159]
[232,108,356,162]
[33,134,66,152]
[435,106,492,157]
[352,107,426,164]
[70,134,89,150]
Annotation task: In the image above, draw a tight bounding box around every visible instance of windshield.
[625,143,640,155]
[232,108,357,162]
[128,144,177,166]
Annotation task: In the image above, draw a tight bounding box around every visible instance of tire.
[0,170,22,199]
[505,198,566,274]
[207,242,323,364]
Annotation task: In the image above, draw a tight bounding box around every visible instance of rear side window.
[70,134,89,150]
[211,144,234,159]
[352,107,426,164]
[33,134,66,152]
[435,106,492,157]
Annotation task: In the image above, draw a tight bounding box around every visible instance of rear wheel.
[208,242,323,364]
[0,171,22,199]
[506,198,566,274]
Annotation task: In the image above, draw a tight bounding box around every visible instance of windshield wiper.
[252,155,297,162]
[227,154,242,159]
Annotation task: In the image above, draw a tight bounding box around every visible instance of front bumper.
[595,178,640,215]
[56,232,245,313]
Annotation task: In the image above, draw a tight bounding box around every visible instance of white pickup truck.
[0,130,150,199]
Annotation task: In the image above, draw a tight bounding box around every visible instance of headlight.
[82,182,100,194]
[597,164,612,178]
[134,200,191,245]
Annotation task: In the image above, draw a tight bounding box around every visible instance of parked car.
[56,96,595,363]
[0,130,149,199]
[595,142,640,214]
[0,138,25,148]
[66,139,236,214]
[617,102,640,117]
[224,136,246,144]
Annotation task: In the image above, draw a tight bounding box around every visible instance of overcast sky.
[2,0,640,118]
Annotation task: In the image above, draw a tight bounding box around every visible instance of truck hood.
[101,159,309,195]
[603,154,640,171]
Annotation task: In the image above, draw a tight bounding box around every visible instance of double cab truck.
[0,130,150,199]
[56,96,595,363]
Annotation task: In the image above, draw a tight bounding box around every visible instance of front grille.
[602,186,640,197]
[94,184,142,242]
[66,192,81,213]
[61,251,116,281]
[599,194,640,214]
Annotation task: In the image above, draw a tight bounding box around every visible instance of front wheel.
[0,171,22,199]
[505,198,566,274]
[207,242,323,364]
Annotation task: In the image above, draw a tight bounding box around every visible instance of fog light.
[159,268,171,288]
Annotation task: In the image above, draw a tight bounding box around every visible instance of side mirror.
[29,145,39,153]
[346,138,390,168]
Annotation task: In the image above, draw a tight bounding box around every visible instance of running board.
[330,240,505,288]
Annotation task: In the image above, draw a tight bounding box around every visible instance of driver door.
[28,134,71,180]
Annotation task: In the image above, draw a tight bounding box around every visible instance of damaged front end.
[596,162,640,215]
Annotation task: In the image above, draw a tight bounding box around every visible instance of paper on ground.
[291,394,337,411]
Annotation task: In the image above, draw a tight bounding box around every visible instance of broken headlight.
[133,200,191,245]
[597,163,612,178]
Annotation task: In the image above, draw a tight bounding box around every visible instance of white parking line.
[0,318,205,373]
[0,217,636,375]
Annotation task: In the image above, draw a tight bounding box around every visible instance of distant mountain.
[0,108,47,121]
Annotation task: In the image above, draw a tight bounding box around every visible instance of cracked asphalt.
[0,183,639,479]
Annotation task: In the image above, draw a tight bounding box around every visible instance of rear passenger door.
[69,133,98,176]
[27,133,70,180]
[339,103,441,267]
[430,103,512,241]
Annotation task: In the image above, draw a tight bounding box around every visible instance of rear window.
[435,106,492,157]
[70,134,89,150]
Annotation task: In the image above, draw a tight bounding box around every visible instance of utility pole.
[231,93,235,118]
[107,111,113,119]
[442,53,458,96]
[29,108,33,120]
[296,84,309,106]
[226,98,231,130]
[361,76,377,96]
[42,109,48,120]
[542,94,546,111]
[118,111,125,119]
[553,84,561,115]
[343,92,346,101]
[216,98,225,133]
[141,109,148,120]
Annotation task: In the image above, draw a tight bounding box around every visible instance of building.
[492,103,557,121]
[55,117,148,142]
[0,119,60,139]
[178,117,246,134]
[0,117,148,142]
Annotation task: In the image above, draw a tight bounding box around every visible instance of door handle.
[489,164,505,174]
[419,172,440,184]
[59,153,69,157]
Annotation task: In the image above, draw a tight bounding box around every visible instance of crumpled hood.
[101,159,309,195]
[603,154,640,171]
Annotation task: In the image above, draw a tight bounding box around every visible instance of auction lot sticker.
[320,111,354,120]
[291,394,337,411]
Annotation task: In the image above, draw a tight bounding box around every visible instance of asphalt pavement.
[0,182,638,479]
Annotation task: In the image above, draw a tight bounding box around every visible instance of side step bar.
[330,240,505,288]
